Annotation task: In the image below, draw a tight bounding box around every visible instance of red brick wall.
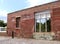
[51,8,60,40]
[7,13,35,38]
[21,18,34,38]
[7,1,60,39]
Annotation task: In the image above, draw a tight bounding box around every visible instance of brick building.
[7,1,60,40]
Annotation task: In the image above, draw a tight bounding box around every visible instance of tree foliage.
[0,20,7,27]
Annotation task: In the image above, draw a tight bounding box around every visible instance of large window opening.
[35,10,51,32]
[16,17,20,28]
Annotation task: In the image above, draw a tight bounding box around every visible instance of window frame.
[16,17,20,28]
[34,10,51,32]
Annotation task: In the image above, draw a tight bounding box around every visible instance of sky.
[0,0,57,23]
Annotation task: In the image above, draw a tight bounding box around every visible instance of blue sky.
[0,0,57,23]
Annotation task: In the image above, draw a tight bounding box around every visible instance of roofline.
[8,1,59,15]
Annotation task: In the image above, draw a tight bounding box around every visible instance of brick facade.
[51,8,60,40]
[7,1,60,39]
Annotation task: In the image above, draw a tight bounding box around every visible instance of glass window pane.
[35,14,41,32]
[47,18,51,32]
[35,14,40,19]
[36,19,40,23]
[40,14,46,18]
[36,22,39,32]
[36,19,40,32]
[41,18,46,32]
[46,14,51,18]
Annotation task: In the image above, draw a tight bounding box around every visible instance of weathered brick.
[7,1,60,40]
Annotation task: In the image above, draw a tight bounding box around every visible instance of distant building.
[0,27,6,32]
[0,27,7,36]
[7,1,60,40]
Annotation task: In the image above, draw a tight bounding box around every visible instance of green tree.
[0,20,7,27]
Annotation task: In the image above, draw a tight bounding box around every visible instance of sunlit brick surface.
[7,1,60,40]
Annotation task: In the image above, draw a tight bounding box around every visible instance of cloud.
[26,0,40,7]
[0,10,8,23]
[0,10,8,17]
[0,0,8,23]
[26,0,57,8]
[0,16,7,23]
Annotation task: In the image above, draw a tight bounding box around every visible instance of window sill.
[33,32,55,35]
[15,28,21,29]
[34,32,51,33]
